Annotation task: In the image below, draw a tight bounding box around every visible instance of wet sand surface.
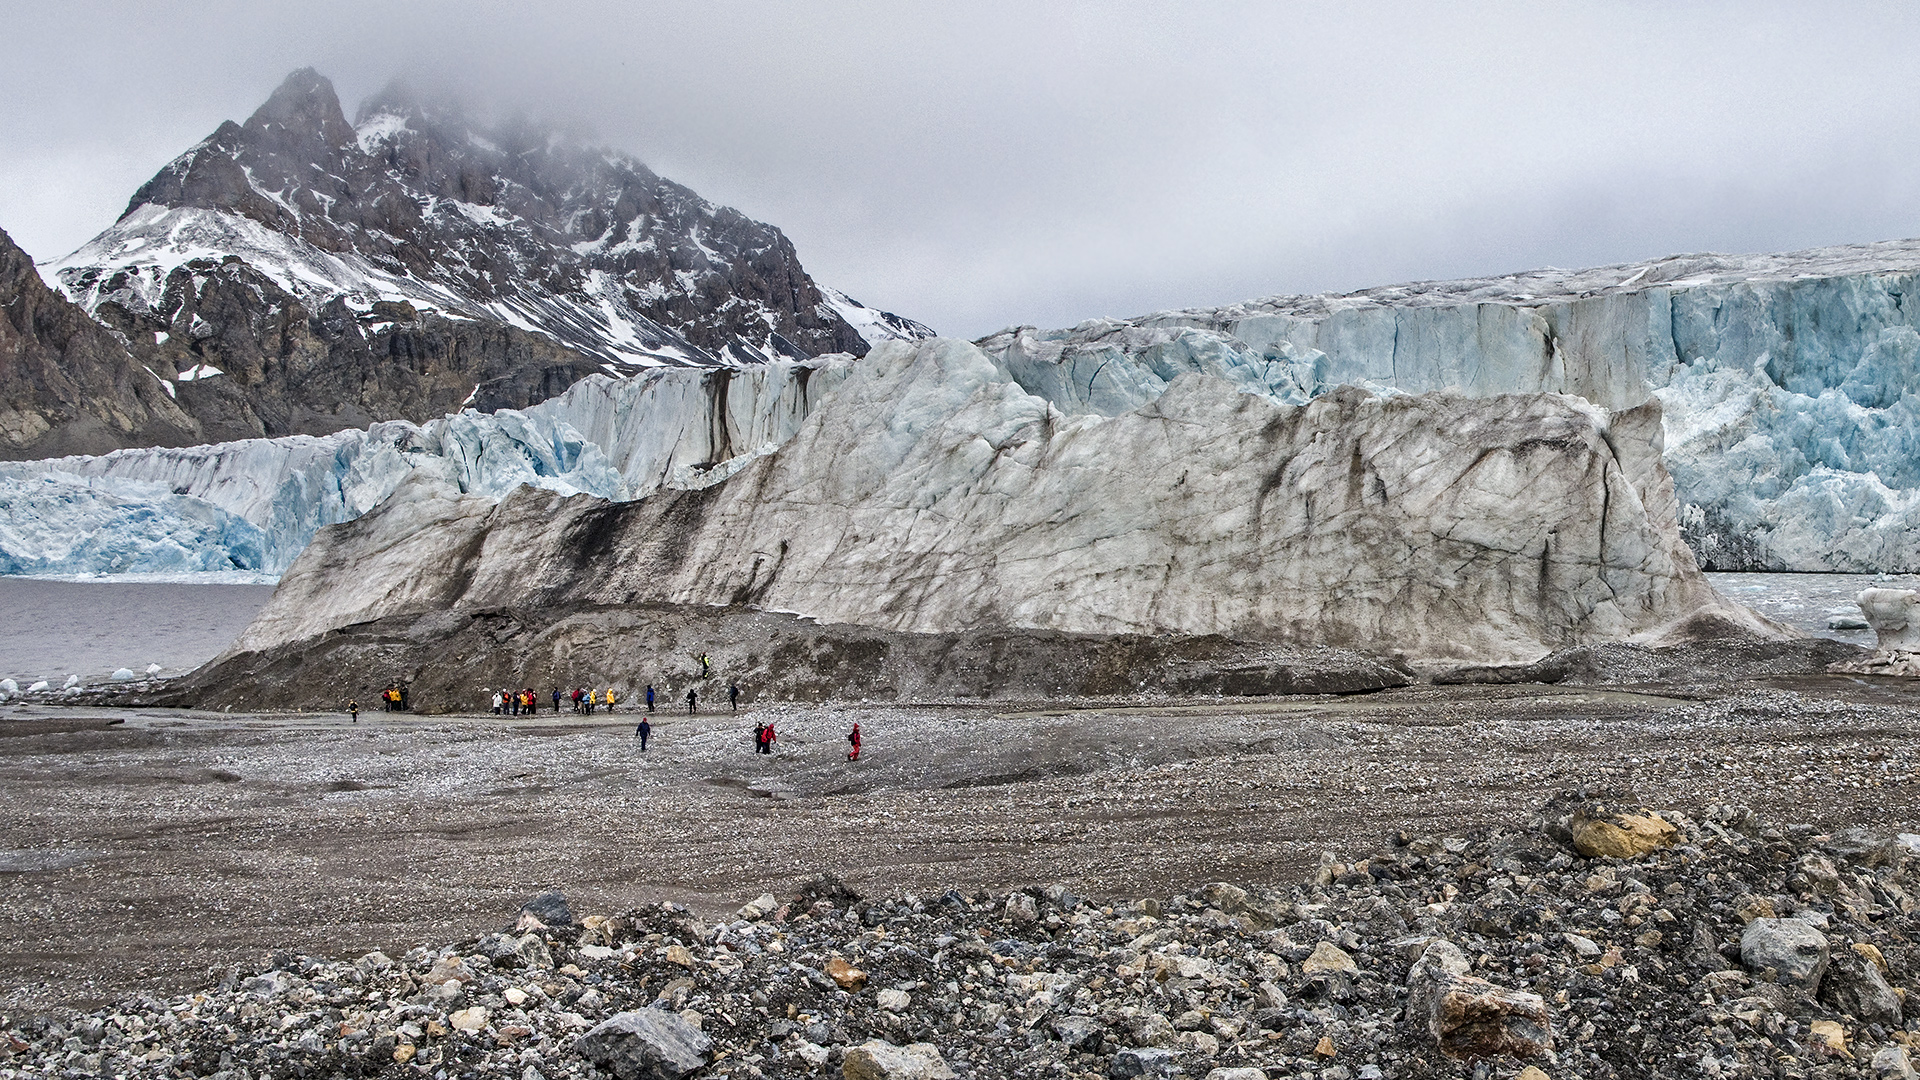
[4,673,1919,1012]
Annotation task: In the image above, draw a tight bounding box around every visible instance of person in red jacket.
[847,722,861,762]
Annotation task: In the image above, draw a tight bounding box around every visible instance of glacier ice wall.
[0,357,850,577]
[978,243,1920,572]
[235,339,1772,669]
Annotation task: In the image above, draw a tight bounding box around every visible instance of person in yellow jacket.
[604,687,618,713]
[585,688,597,715]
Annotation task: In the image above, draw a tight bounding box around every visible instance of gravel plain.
[4,672,1918,1024]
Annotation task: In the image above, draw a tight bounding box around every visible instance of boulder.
[842,1039,957,1080]
[1809,1019,1849,1055]
[1302,941,1359,975]
[1741,918,1830,990]
[1568,803,1679,859]
[1407,942,1551,1060]
[1873,1044,1919,1080]
[1821,949,1902,1026]
[519,891,573,928]
[574,1009,713,1080]
[1824,828,1904,868]
[825,955,868,991]
[1052,1015,1102,1050]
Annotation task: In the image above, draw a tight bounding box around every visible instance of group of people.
[743,719,861,761]
[346,683,411,722]
[484,687,630,715]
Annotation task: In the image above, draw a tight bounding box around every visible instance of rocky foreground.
[6,800,1920,1080]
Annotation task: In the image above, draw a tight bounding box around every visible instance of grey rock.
[1741,918,1830,989]
[1563,932,1602,958]
[520,891,574,927]
[1109,1047,1179,1079]
[574,1009,713,1080]
[1051,1015,1102,1050]
[1820,950,1902,1026]
[1873,1044,1919,1080]
[1824,827,1903,868]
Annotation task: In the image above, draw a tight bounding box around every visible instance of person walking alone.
[645,684,655,713]
[686,687,698,715]
[847,722,861,761]
[551,686,562,714]
[728,682,740,712]
[636,717,651,750]
[348,698,359,723]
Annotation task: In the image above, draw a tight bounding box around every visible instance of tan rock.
[426,956,470,984]
[1314,1035,1337,1058]
[1735,895,1777,924]
[1518,1068,1551,1080]
[1569,803,1679,859]
[826,955,869,991]
[449,1007,488,1033]
[1302,941,1359,975]
[843,1039,957,1080]
[393,1044,416,1063]
[664,944,693,967]
[1857,942,1891,974]
[1810,1019,1850,1056]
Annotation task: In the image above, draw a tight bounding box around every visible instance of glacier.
[976,240,1920,572]
[12,239,1920,580]
[0,358,849,577]
[231,338,1772,671]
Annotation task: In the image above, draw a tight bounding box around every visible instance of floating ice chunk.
[0,678,15,693]
[145,663,162,675]
[110,668,136,681]
[62,674,78,688]
[26,680,49,693]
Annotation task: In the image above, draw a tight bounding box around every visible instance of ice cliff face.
[0,357,848,577]
[977,241,1920,572]
[233,339,1769,669]
[38,69,929,443]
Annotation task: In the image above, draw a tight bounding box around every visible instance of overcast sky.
[4,2,1920,338]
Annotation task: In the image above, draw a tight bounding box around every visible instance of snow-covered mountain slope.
[233,338,1775,670]
[977,241,1920,572]
[0,225,203,460]
[37,69,928,442]
[0,357,849,577]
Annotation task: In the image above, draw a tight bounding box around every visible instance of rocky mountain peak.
[245,67,357,153]
[38,67,931,447]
